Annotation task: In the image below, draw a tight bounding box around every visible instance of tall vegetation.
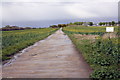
[2,28,58,61]
[63,26,119,79]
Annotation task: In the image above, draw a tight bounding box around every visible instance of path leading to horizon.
[2,29,92,78]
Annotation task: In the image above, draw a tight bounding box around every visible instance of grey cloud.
[2,0,119,2]
[2,1,118,23]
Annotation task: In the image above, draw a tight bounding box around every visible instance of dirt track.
[2,29,92,78]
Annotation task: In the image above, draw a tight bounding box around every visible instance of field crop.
[63,26,118,33]
[63,26,119,79]
[1,28,58,61]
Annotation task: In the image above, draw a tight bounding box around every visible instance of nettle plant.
[90,67,120,79]
[90,39,119,79]
[92,39,119,63]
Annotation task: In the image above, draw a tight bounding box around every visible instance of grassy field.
[64,26,118,32]
[1,28,58,61]
[63,26,119,79]
[63,26,119,36]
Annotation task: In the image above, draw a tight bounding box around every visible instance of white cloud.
[2,3,72,22]
[65,2,118,18]
[2,1,118,23]
[1,0,119,2]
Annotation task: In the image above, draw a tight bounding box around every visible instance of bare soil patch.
[74,34,99,40]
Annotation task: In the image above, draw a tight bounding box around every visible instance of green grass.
[63,26,118,36]
[64,26,118,32]
[1,28,58,61]
[63,26,119,79]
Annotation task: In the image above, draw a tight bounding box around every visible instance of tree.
[88,22,93,26]
[25,27,32,29]
[50,25,58,28]
[69,22,73,25]
[58,24,67,28]
[105,22,108,26]
[5,25,11,28]
[111,21,115,26]
[102,22,106,26]
[99,22,103,26]
[74,22,83,25]
[109,22,112,26]
[118,21,120,26]
[80,22,84,25]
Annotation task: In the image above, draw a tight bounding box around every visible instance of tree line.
[50,24,68,28]
[69,22,93,26]
[42,21,119,29]
[68,21,118,26]
[98,21,116,26]
[1,21,119,31]
[0,25,36,31]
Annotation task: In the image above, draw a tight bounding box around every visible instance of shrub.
[90,67,120,79]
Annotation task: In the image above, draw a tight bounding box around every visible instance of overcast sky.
[0,0,119,27]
